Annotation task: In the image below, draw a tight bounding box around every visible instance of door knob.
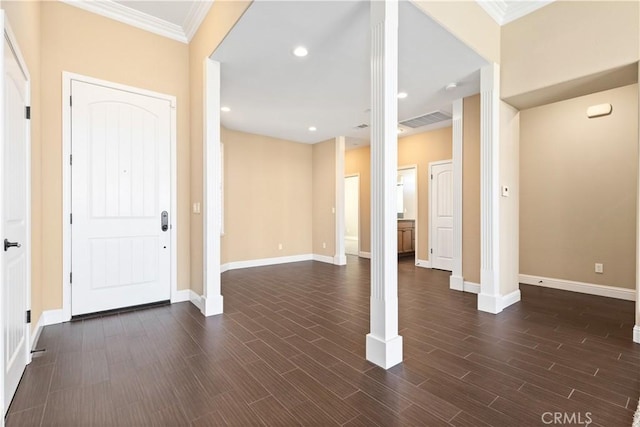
[161,211,169,232]
[4,239,21,251]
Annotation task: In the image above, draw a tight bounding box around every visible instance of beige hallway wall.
[221,128,313,264]
[188,1,252,294]
[40,2,191,310]
[463,95,481,284]
[344,126,452,261]
[2,1,42,330]
[312,140,337,258]
[520,84,638,289]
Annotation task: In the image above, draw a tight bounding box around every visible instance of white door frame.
[61,72,178,321]
[428,159,452,271]
[1,10,32,413]
[344,173,360,257]
[398,164,418,265]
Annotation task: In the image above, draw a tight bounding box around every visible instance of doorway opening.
[397,166,418,264]
[345,174,360,258]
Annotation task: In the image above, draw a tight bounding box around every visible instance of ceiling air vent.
[399,111,451,129]
[355,123,369,129]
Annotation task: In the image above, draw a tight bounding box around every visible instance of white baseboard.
[189,290,205,313]
[519,274,636,301]
[501,289,521,310]
[450,275,464,291]
[171,289,191,303]
[464,281,480,294]
[220,254,313,272]
[30,314,44,350]
[42,309,64,326]
[416,259,431,269]
[633,325,640,344]
[312,254,334,264]
[477,293,501,314]
[333,254,347,266]
[358,251,371,259]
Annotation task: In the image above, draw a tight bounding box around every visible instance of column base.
[633,325,640,344]
[201,294,224,317]
[366,334,403,369]
[334,255,347,266]
[477,293,501,314]
[450,275,464,291]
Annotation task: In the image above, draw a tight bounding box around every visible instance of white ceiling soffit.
[60,0,213,43]
[476,0,554,26]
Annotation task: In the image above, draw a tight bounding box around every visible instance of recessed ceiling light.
[308,126,317,132]
[293,46,308,57]
[221,106,231,112]
[397,92,408,99]
[445,82,458,91]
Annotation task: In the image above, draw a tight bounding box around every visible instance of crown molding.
[61,0,189,43]
[476,0,554,26]
[183,1,214,41]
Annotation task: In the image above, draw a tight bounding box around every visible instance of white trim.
[366,333,403,370]
[500,289,521,310]
[451,99,464,291]
[358,251,371,259]
[171,289,190,303]
[463,281,480,294]
[313,254,335,265]
[519,274,636,301]
[183,2,214,41]
[41,310,64,326]
[415,259,431,269]
[62,72,178,321]
[203,58,224,317]
[60,0,189,43]
[30,317,43,351]
[221,254,313,272]
[335,137,347,266]
[189,290,205,313]
[475,0,554,26]
[633,325,640,344]
[477,293,501,314]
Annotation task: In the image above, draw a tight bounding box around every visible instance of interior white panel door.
[431,162,453,271]
[71,80,171,316]
[3,35,29,412]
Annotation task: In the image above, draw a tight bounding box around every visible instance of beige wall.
[189,1,251,294]
[345,147,371,255]
[344,127,452,260]
[221,128,313,264]
[463,95,481,284]
[39,2,191,310]
[520,84,638,289]
[411,0,500,64]
[2,1,42,330]
[312,140,336,257]
[501,1,640,100]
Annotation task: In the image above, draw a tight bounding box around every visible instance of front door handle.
[161,211,169,232]
[4,239,21,251]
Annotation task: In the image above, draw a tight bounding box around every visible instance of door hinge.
[70,213,73,224]
[431,174,433,180]
[430,248,433,254]
[26,310,31,324]
[25,106,31,120]
[70,96,72,107]
[70,155,72,166]
[70,272,72,284]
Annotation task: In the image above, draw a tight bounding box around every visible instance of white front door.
[430,161,453,271]
[71,80,171,316]
[2,31,30,412]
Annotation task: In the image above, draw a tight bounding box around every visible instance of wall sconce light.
[587,103,612,118]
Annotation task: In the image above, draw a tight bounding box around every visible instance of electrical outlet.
[322,242,326,249]
[192,202,201,214]
[595,263,603,274]
[278,243,283,250]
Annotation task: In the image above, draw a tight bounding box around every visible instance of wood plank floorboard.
[6,256,639,426]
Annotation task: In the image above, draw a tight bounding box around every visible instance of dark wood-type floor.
[6,257,640,426]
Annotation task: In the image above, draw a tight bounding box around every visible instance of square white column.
[366,0,403,369]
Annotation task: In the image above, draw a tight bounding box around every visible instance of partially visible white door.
[430,161,453,271]
[71,80,171,316]
[2,30,30,412]
[344,175,359,256]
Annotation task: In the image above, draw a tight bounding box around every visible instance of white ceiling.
[63,0,555,147]
[212,0,487,145]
